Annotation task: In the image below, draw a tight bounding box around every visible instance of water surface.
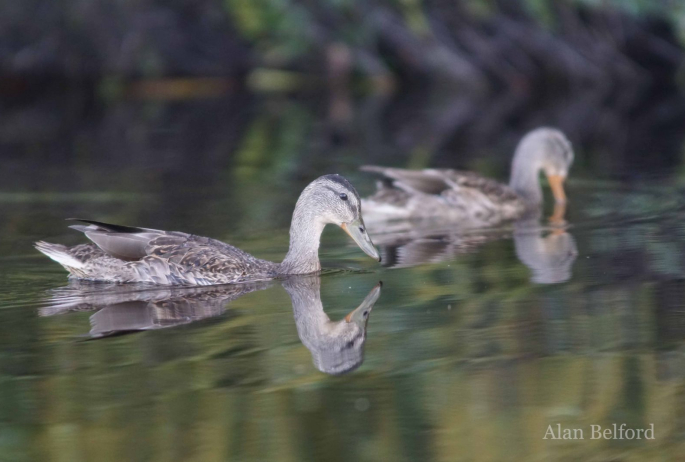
[1,160,684,461]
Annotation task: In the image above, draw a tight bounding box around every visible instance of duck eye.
[339,193,348,201]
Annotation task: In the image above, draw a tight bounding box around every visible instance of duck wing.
[68,219,275,284]
[67,219,168,261]
[361,166,452,195]
[435,169,526,220]
[437,169,521,204]
[146,234,275,282]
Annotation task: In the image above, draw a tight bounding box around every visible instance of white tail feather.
[34,241,85,270]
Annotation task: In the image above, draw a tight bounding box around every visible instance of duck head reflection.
[513,221,577,284]
[284,276,381,375]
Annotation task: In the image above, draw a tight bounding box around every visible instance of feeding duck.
[361,128,574,228]
[35,174,380,286]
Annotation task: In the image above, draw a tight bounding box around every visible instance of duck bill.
[547,174,567,204]
[345,282,382,323]
[341,220,381,262]
[549,201,567,226]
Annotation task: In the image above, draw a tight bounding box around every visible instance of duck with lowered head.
[35,174,380,286]
[361,128,574,228]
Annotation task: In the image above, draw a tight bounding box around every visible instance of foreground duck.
[361,128,574,227]
[35,174,380,285]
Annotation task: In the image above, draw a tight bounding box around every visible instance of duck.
[361,127,574,228]
[35,174,380,286]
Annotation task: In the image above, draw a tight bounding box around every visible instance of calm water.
[2,116,685,460]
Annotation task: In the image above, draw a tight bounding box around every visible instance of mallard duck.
[361,128,574,227]
[285,276,381,375]
[35,174,380,286]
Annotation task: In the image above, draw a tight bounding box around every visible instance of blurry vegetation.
[1,0,684,89]
[3,0,685,179]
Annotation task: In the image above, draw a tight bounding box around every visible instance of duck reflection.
[370,203,577,284]
[284,276,381,375]
[513,219,577,284]
[40,280,273,337]
[40,276,382,375]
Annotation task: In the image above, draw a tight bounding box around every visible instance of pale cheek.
[328,209,348,225]
[345,208,356,222]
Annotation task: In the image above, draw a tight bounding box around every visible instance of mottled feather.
[35,174,379,285]
[362,167,527,226]
[360,128,573,227]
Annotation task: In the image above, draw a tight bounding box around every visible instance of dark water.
[1,99,685,460]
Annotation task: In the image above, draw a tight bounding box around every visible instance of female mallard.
[35,174,380,286]
[361,128,574,227]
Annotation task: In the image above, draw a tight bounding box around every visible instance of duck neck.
[509,144,543,206]
[280,202,326,275]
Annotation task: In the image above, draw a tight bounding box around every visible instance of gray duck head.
[282,174,379,274]
[510,128,574,206]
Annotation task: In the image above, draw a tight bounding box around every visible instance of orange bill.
[549,201,567,227]
[547,174,567,204]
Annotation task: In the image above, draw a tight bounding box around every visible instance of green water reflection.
[1,164,684,461]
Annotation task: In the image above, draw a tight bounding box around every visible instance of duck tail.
[34,241,85,271]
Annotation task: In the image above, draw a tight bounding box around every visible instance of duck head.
[539,129,574,204]
[511,128,574,206]
[299,174,380,261]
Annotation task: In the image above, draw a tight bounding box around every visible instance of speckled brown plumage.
[35,174,380,285]
[362,166,527,227]
[361,128,574,228]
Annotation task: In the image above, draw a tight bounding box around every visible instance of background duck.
[35,174,380,285]
[361,127,574,228]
